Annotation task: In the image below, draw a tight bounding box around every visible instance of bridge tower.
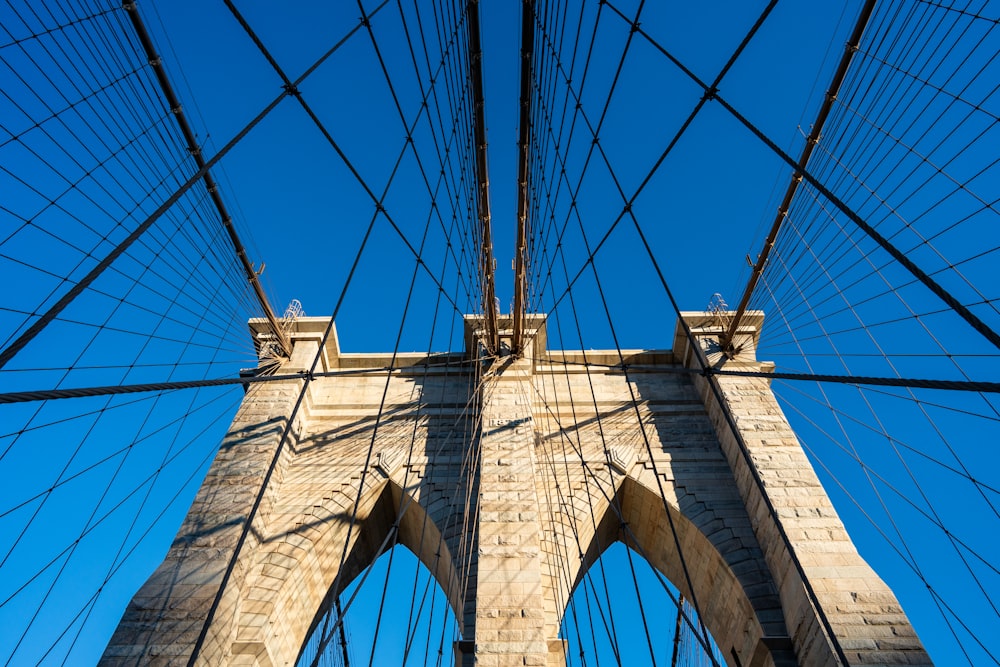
[102,312,931,666]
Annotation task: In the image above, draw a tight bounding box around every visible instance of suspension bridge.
[0,0,998,664]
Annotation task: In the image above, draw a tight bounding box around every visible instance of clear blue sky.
[0,0,997,664]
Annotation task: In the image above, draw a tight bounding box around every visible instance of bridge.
[0,0,998,664]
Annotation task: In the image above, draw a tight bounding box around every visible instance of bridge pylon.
[102,312,930,666]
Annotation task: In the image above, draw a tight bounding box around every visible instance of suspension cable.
[122,1,289,356]
[0,8,373,372]
[721,0,877,353]
[511,0,536,353]
[465,0,499,353]
[608,2,1000,353]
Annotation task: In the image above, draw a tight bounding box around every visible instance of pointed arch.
[559,474,792,667]
[561,541,728,665]
[229,475,464,667]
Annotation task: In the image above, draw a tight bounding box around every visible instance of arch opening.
[297,544,461,667]
[561,542,726,666]
[285,479,461,667]
[551,475,789,667]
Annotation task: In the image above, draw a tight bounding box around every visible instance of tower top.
[463,313,547,359]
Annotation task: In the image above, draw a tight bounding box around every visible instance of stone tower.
[102,312,931,666]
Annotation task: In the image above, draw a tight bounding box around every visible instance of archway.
[231,472,467,667]
[561,542,726,666]
[550,474,792,667]
[297,544,462,667]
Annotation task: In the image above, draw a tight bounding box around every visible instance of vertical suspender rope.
[670,593,685,667]
[335,597,351,667]
[511,0,536,353]
[466,0,500,354]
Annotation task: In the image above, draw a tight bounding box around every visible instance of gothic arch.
[231,472,464,667]
[560,473,791,667]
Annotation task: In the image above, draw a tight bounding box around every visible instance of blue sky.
[1,0,998,664]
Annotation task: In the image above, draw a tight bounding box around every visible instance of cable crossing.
[0,0,997,665]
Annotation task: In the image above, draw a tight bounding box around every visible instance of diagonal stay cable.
[187,5,481,657]
[785,389,1000,663]
[758,232,1000,622]
[773,74,1000,323]
[535,10,870,662]
[181,89,443,647]
[525,0,740,656]
[0,391,241,613]
[304,24,494,647]
[188,216,375,664]
[529,0,777,317]
[318,150,455,667]
[0,5,388,372]
[721,0,877,352]
[789,424,991,664]
[122,1,290,355]
[775,377,1000,507]
[604,0,1000,353]
[221,0,466,320]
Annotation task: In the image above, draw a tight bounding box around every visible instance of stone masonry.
[101,313,931,666]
